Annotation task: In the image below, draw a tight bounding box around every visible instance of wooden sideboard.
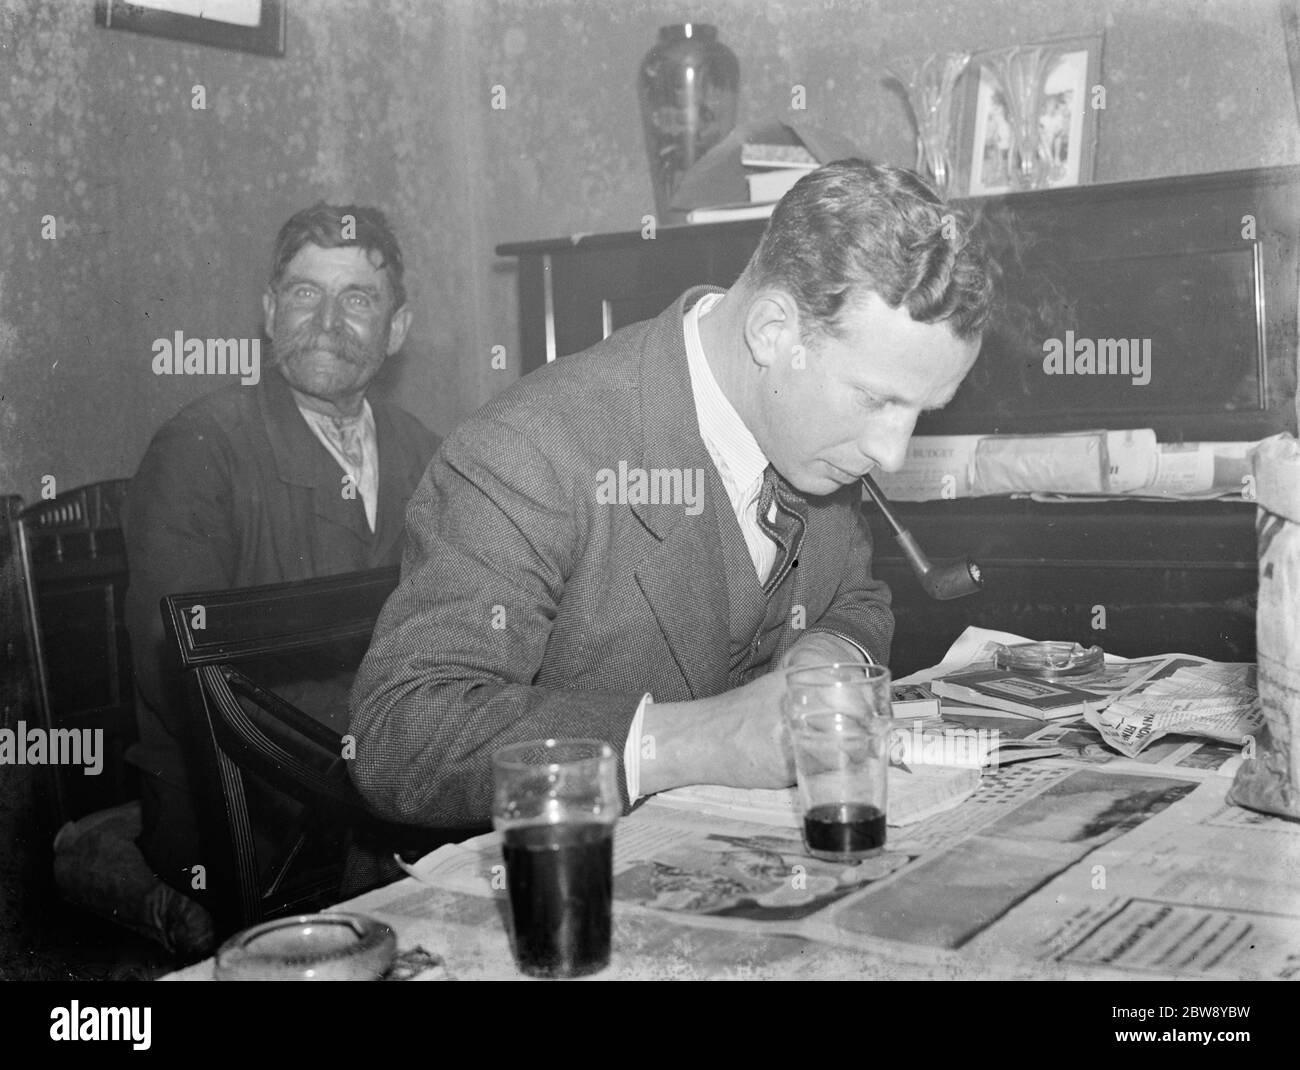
[497,166,1298,675]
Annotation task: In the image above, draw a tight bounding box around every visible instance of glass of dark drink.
[784,663,893,862]
[491,738,620,979]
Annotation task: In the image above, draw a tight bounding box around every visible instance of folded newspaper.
[872,429,1263,501]
[1083,664,1262,758]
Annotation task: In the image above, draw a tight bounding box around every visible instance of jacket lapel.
[631,288,729,700]
[259,371,373,569]
[370,402,412,567]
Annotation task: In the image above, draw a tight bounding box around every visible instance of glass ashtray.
[214,912,396,981]
[994,641,1104,680]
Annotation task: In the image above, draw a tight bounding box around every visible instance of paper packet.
[1228,433,1300,820]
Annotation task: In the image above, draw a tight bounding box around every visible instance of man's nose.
[859,408,919,474]
[314,297,338,332]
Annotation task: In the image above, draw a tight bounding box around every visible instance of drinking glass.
[783,663,893,861]
[492,738,620,978]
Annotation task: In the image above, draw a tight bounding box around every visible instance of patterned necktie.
[321,416,365,470]
[755,463,807,594]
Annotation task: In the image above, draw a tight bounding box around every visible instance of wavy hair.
[741,160,996,341]
[269,203,406,309]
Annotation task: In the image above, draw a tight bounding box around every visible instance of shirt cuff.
[808,629,877,666]
[623,693,653,804]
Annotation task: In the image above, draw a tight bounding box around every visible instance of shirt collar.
[296,398,375,439]
[683,292,769,493]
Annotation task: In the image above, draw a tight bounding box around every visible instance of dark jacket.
[350,288,893,827]
[123,370,438,880]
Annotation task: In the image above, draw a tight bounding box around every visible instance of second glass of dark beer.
[491,738,619,978]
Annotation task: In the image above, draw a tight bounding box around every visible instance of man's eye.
[290,286,318,302]
[344,293,377,312]
[857,390,884,410]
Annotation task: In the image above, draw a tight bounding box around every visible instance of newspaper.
[962,775,1300,979]
[356,760,1296,980]
[1018,718,1248,778]
[1084,663,1263,758]
[370,761,1091,977]
[1031,440,1259,502]
[163,754,1295,981]
[873,432,1261,502]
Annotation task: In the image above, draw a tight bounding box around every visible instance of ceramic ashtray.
[214,912,397,981]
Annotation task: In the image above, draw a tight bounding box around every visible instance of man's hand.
[636,633,875,797]
[781,630,869,672]
[638,670,795,795]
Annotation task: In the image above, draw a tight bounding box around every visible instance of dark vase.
[638,23,739,221]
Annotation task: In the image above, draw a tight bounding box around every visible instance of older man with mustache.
[122,204,438,937]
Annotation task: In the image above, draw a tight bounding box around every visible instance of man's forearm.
[637,671,792,796]
[636,696,723,795]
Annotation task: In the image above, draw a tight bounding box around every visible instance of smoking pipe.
[860,474,984,600]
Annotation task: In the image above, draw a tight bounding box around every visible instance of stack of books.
[685,141,820,224]
[742,141,820,202]
[932,668,1110,720]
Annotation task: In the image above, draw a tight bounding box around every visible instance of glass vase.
[638,23,740,221]
[886,51,970,198]
[980,45,1060,191]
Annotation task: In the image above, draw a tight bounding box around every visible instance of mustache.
[273,323,369,366]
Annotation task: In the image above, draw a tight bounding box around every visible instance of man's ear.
[261,288,277,339]
[385,304,413,355]
[742,289,803,370]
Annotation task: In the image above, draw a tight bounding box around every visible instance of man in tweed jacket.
[350,162,995,826]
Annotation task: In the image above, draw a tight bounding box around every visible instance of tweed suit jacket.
[349,287,894,827]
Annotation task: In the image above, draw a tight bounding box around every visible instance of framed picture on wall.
[958,34,1103,197]
[95,0,286,57]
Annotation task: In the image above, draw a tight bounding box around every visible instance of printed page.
[818,763,1212,967]
[1022,719,1247,778]
[962,776,1300,979]
[1085,663,1263,758]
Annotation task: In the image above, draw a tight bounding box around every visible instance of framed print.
[959,34,1102,197]
[95,0,286,57]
